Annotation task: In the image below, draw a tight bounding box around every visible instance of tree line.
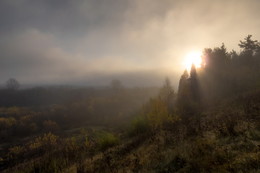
[177,35,260,118]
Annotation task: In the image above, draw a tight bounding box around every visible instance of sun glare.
[184,51,202,70]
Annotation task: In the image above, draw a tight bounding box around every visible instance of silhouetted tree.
[177,70,192,117]
[190,64,200,102]
[177,70,189,96]
[197,35,260,106]
[177,64,203,119]
[230,49,239,60]
[6,78,20,90]
[239,35,260,56]
[204,44,230,70]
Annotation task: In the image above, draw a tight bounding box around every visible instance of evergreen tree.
[239,35,260,56]
[190,64,200,102]
[177,70,191,117]
[177,70,189,96]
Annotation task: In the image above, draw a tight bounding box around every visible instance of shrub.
[144,98,171,128]
[96,131,119,151]
[7,146,23,160]
[128,116,150,137]
[29,132,58,151]
[43,120,59,132]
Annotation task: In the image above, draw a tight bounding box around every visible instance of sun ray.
[184,51,202,70]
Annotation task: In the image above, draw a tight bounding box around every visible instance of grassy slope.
[3,90,260,173]
[75,90,260,173]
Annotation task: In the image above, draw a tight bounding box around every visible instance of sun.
[184,51,202,70]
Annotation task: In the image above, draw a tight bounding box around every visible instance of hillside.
[73,90,260,173]
[3,89,259,173]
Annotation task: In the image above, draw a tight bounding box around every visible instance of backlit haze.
[1,0,260,87]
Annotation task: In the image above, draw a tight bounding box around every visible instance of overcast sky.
[0,0,260,86]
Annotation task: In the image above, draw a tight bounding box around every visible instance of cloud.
[0,0,260,85]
